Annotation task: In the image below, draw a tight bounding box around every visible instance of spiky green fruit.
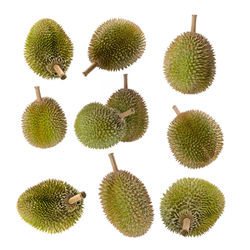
[83,18,145,76]
[17,179,86,233]
[164,16,215,94]
[106,75,148,142]
[160,178,225,237]
[99,153,153,237]
[24,18,73,79]
[74,103,134,149]
[168,107,223,168]
[22,87,66,148]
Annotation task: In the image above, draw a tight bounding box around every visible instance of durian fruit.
[83,18,145,76]
[24,18,73,80]
[99,153,154,237]
[164,15,215,94]
[167,105,223,168]
[74,103,135,149]
[17,179,86,233]
[160,178,225,237]
[106,74,148,142]
[22,86,67,148]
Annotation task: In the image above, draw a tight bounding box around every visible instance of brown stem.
[109,153,119,172]
[172,105,181,115]
[191,14,197,33]
[181,218,191,236]
[34,86,42,102]
[119,108,135,119]
[83,62,98,76]
[53,64,66,80]
[68,192,86,205]
[123,74,128,89]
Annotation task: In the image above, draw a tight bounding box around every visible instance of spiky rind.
[24,18,73,79]
[22,97,67,148]
[88,18,145,71]
[164,32,215,94]
[106,89,148,142]
[100,170,153,237]
[168,110,223,168]
[160,178,225,237]
[74,103,125,149]
[17,179,84,233]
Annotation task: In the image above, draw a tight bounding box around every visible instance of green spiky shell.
[168,110,223,168]
[22,97,67,148]
[74,103,125,149]
[17,179,84,233]
[160,178,225,237]
[88,18,145,71]
[106,88,148,142]
[164,32,215,94]
[24,18,73,79]
[100,170,153,237]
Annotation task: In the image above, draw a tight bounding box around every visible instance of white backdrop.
[0,0,248,249]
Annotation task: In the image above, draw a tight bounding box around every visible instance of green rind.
[22,97,67,148]
[74,103,125,149]
[24,18,73,79]
[106,89,148,142]
[100,170,154,237]
[164,32,215,94]
[168,110,223,168]
[89,18,145,71]
[160,178,225,237]
[17,179,84,233]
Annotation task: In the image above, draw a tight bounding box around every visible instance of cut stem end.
[123,74,128,89]
[119,108,135,119]
[68,192,86,205]
[34,86,42,102]
[181,218,191,236]
[53,64,66,80]
[83,62,98,76]
[191,14,197,33]
[109,153,119,172]
[172,105,181,116]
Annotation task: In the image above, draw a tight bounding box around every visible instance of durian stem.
[119,108,135,119]
[53,64,66,80]
[109,153,119,172]
[68,192,86,205]
[181,218,191,236]
[191,14,197,33]
[172,105,181,115]
[124,74,128,89]
[34,86,42,102]
[83,62,98,76]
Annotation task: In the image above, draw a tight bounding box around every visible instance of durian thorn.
[53,64,66,80]
[119,108,135,119]
[181,217,191,236]
[109,153,119,172]
[34,86,42,102]
[68,192,86,205]
[123,74,128,89]
[172,105,181,115]
[191,14,197,33]
[83,62,98,76]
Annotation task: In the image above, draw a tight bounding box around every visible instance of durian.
[17,179,86,233]
[106,74,148,142]
[83,18,145,76]
[167,105,223,168]
[74,103,135,149]
[164,15,215,94]
[24,18,73,79]
[22,86,67,148]
[160,178,225,236]
[99,153,154,237]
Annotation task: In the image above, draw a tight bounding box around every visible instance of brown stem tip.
[119,108,135,119]
[34,86,42,102]
[109,153,119,172]
[53,64,66,80]
[191,14,197,33]
[68,192,86,205]
[181,218,191,236]
[123,74,128,89]
[83,62,98,76]
[172,105,181,116]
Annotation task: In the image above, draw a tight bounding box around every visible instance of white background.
[0,0,248,249]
